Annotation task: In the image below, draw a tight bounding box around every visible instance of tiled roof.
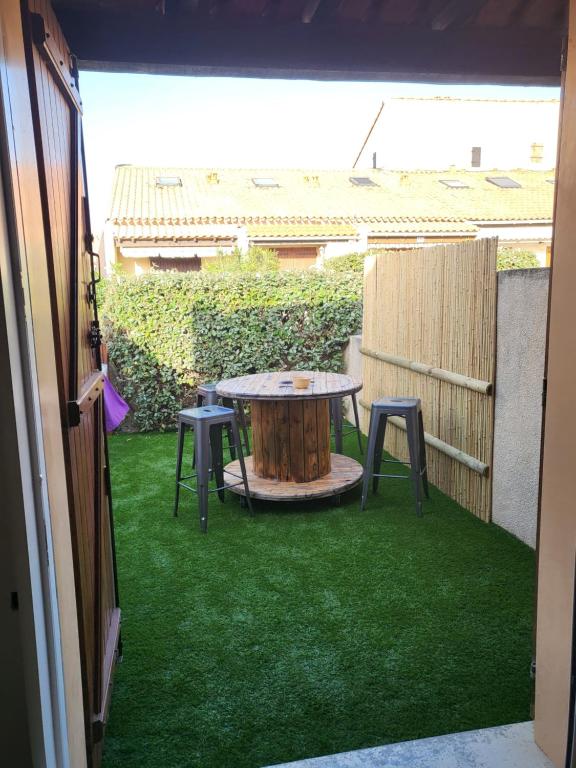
[110,166,554,241]
[387,169,555,223]
[114,222,240,241]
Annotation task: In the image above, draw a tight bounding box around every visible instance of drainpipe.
[237,226,249,252]
[357,225,369,253]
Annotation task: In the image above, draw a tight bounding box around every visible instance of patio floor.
[102,430,534,768]
[264,721,552,768]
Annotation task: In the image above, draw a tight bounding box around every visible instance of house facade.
[354,96,560,172]
[104,165,554,273]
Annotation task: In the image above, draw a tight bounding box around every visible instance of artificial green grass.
[103,430,534,768]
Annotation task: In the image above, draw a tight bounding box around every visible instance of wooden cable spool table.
[216,371,363,501]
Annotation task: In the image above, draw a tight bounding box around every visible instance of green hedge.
[101,271,362,431]
[497,247,540,271]
[324,251,367,274]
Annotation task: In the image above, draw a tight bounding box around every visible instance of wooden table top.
[216,371,362,400]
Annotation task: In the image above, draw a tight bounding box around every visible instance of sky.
[80,72,560,231]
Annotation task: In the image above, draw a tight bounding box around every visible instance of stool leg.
[237,400,250,456]
[230,416,254,516]
[406,411,423,517]
[173,421,185,517]
[205,390,218,406]
[196,422,211,533]
[210,423,226,503]
[192,395,203,469]
[361,408,380,511]
[351,393,363,455]
[372,414,387,493]
[222,397,237,460]
[418,410,430,499]
[331,398,344,454]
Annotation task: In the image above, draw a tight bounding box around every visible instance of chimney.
[207,171,219,184]
[372,152,377,169]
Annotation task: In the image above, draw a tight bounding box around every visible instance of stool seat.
[174,404,252,532]
[197,382,217,397]
[195,381,250,459]
[180,405,233,421]
[374,397,420,409]
[361,397,429,516]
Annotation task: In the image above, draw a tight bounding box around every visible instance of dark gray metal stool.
[197,382,250,459]
[174,405,253,532]
[330,393,363,455]
[361,397,429,516]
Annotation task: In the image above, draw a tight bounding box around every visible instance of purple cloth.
[104,375,130,432]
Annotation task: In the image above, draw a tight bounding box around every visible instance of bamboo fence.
[360,239,497,521]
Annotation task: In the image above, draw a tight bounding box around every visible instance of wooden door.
[21,2,120,765]
[274,246,318,269]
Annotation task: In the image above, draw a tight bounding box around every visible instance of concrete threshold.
[263,722,553,768]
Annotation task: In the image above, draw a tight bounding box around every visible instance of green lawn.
[103,430,534,768]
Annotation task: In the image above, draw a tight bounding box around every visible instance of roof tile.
[110,166,553,240]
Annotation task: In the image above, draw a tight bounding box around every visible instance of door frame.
[0,76,70,768]
[0,1,86,765]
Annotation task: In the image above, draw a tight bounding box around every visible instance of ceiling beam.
[430,0,489,31]
[302,0,323,23]
[54,7,563,86]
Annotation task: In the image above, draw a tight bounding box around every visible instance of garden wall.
[492,268,549,547]
[360,241,497,521]
[346,266,549,545]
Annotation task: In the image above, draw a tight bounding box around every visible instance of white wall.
[492,268,549,547]
[357,97,559,171]
[322,239,365,259]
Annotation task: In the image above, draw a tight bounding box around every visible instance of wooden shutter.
[22,2,120,765]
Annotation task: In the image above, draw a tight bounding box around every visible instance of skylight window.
[156,176,182,187]
[252,177,280,188]
[546,179,555,184]
[439,179,469,189]
[350,177,378,187]
[486,176,521,189]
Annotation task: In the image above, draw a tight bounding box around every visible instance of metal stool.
[330,393,363,455]
[197,382,250,459]
[361,397,429,516]
[174,405,253,532]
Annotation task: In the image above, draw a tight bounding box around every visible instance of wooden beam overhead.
[302,0,323,23]
[430,0,489,31]
[54,6,563,85]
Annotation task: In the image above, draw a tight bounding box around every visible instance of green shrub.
[497,248,540,271]
[101,271,362,431]
[324,251,368,274]
[202,245,280,273]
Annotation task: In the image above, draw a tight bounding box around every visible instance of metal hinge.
[69,53,80,91]
[87,250,101,305]
[530,657,536,679]
[542,376,548,408]
[67,401,81,427]
[88,320,102,350]
[92,717,104,744]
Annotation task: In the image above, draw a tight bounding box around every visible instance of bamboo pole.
[360,347,492,395]
[359,399,490,477]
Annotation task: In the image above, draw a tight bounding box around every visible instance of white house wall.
[357,98,559,171]
[476,224,552,264]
